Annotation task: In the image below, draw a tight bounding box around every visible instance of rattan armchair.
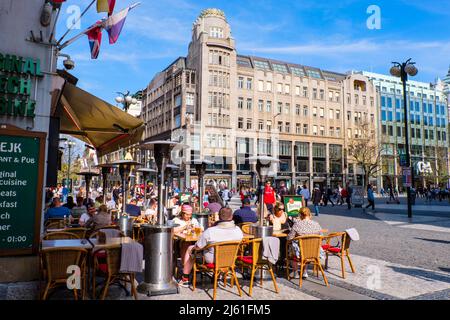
[192,241,242,300]
[236,238,279,296]
[286,235,328,287]
[322,232,355,278]
[43,232,79,240]
[92,246,138,300]
[40,247,87,300]
[65,227,88,239]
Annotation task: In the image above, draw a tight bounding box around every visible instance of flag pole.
[56,0,96,46]
[58,21,103,51]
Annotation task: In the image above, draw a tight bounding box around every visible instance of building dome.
[199,8,226,19]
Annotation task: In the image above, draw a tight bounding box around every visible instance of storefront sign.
[0,52,43,119]
[0,128,46,256]
[282,195,303,217]
[416,161,432,175]
[351,186,364,207]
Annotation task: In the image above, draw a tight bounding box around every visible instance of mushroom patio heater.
[111,158,142,236]
[192,159,214,230]
[76,170,100,201]
[137,168,157,210]
[137,140,186,296]
[95,163,117,204]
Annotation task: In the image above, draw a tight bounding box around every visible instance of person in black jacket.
[312,186,322,216]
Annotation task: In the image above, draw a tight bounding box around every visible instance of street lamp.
[65,139,76,193]
[390,58,418,218]
[115,90,140,112]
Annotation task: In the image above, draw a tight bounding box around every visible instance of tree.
[348,121,385,194]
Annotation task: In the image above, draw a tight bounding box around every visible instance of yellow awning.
[59,82,144,156]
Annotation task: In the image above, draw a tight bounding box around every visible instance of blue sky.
[56,0,450,104]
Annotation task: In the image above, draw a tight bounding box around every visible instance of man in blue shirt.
[125,198,141,217]
[233,198,258,225]
[45,197,71,221]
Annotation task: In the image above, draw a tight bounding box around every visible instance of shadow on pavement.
[414,238,450,245]
[387,266,450,284]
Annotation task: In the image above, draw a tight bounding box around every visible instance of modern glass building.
[360,71,449,190]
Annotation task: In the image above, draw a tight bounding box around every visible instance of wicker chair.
[65,228,88,239]
[43,232,79,240]
[322,232,356,278]
[92,246,138,300]
[286,235,328,287]
[40,247,87,300]
[238,222,253,234]
[45,220,64,230]
[236,238,279,296]
[193,241,242,300]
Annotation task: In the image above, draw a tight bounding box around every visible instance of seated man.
[125,198,141,217]
[44,197,71,221]
[178,207,243,287]
[85,204,111,229]
[233,198,258,225]
[143,198,158,220]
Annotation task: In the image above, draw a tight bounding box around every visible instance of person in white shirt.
[79,206,96,227]
[178,207,243,287]
[106,195,116,210]
[173,204,199,234]
[143,198,158,220]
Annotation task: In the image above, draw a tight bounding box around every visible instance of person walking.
[312,186,322,216]
[345,184,353,210]
[365,184,375,210]
[300,184,310,207]
[263,181,276,215]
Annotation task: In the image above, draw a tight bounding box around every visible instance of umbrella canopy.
[59,82,144,156]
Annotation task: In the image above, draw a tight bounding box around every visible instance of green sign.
[180,192,192,204]
[0,52,43,119]
[0,130,45,255]
[282,195,303,217]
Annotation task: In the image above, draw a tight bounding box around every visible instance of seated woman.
[287,207,323,279]
[143,198,158,221]
[79,205,96,227]
[268,202,289,231]
[172,204,200,234]
[85,204,111,230]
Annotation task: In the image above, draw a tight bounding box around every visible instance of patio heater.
[95,163,117,204]
[165,164,179,220]
[247,156,280,237]
[137,140,186,296]
[192,159,214,231]
[137,168,157,210]
[76,170,100,201]
[111,158,142,236]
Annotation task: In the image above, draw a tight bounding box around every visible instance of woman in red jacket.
[263,181,276,214]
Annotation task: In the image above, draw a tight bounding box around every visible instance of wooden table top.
[89,236,137,250]
[41,239,93,250]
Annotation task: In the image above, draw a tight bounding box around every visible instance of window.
[329,109,334,119]
[247,98,252,110]
[296,123,301,134]
[363,96,367,106]
[266,120,272,131]
[278,121,283,132]
[291,67,305,77]
[238,117,244,129]
[303,106,308,116]
[266,81,272,92]
[347,111,351,121]
[319,108,324,118]
[303,86,308,97]
[355,94,359,105]
[329,91,333,101]
[277,83,283,93]
[329,126,334,136]
[336,127,341,137]
[186,93,194,106]
[320,89,325,100]
[254,60,271,71]
[246,78,253,90]
[313,107,318,117]
[388,125,393,136]
[266,101,272,112]
[320,126,325,136]
[303,124,308,135]
[370,97,374,107]
[258,80,264,91]
[277,102,283,113]
[336,110,340,120]
[285,122,290,133]
[336,92,340,102]
[209,26,223,38]
[247,118,252,130]
[285,103,290,114]
[313,88,318,99]
[238,77,244,89]
[295,104,301,115]
[238,97,243,109]
[285,84,290,94]
[258,120,264,130]
[416,128,421,139]
[313,125,318,136]
[258,100,263,112]
[307,70,322,79]
[347,128,352,138]
[295,86,300,96]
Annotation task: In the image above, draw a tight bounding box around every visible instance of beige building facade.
[140,9,378,191]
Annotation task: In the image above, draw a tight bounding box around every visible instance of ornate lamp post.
[115,90,141,112]
[390,59,418,218]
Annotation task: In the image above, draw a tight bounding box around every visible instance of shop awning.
[59,82,144,156]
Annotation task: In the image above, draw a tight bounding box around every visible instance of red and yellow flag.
[97,0,116,16]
